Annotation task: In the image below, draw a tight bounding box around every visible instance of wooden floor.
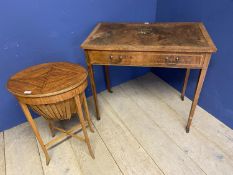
[1,73,233,175]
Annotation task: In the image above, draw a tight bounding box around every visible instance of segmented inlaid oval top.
[7,62,87,97]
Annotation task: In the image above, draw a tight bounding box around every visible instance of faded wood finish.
[82,22,217,131]
[181,69,191,101]
[81,92,95,132]
[4,123,44,175]
[138,73,233,160]
[88,51,205,68]
[7,62,87,97]
[92,97,164,175]
[120,78,233,175]
[81,23,216,52]
[15,79,88,105]
[104,65,113,93]
[2,75,233,175]
[7,62,94,165]
[186,54,211,132]
[64,117,123,175]
[101,89,205,175]
[35,118,83,175]
[19,102,51,164]
[87,60,100,120]
[74,95,95,159]
[0,132,5,175]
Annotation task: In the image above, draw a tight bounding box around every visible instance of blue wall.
[152,0,233,128]
[0,0,157,131]
[2,0,232,131]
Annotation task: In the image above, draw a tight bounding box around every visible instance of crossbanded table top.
[7,62,87,97]
[82,22,217,53]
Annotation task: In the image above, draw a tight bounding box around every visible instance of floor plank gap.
[101,87,206,175]
[3,73,233,175]
[117,85,207,175]
[2,132,6,175]
[92,123,124,175]
[101,95,166,175]
[35,132,46,175]
[137,73,233,161]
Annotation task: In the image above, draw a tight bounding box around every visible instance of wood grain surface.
[7,62,87,97]
[4,123,44,175]
[82,23,217,52]
[101,88,205,175]
[0,132,5,175]
[120,77,233,175]
[6,62,94,165]
[2,73,233,175]
[82,22,217,131]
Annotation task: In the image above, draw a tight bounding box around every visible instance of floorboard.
[63,117,123,175]
[101,87,205,175]
[2,73,233,175]
[120,79,233,175]
[4,123,44,175]
[138,73,233,160]
[35,117,82,175]
[0,132,5,175]
[92,96,163,175]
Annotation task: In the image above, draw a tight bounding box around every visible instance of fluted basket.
[30,98,78,120]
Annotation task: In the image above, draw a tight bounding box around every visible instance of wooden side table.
[7,62,95,165]
[81,22,217,133]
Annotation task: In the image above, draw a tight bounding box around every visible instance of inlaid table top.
[7,62,94,165]
[7,62,87,97]
[81,22,217,133]
[81,22,217,52]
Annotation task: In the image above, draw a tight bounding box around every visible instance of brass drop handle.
[109,55,122,63]
[109,55,123,59]
[165,56,179,65]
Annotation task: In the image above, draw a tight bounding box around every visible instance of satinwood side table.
[81,22,217,133]
[7,62,95,165]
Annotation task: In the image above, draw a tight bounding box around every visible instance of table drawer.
[88,51,204,68]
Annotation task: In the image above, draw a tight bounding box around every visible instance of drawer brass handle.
[165,56,180,64]
[109,55,124,59]
[109,55,122,63]
[109,55,128,59]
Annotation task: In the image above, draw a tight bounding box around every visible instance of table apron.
[87,51,206,69]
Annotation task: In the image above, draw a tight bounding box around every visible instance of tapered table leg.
[181,69,190,101]
[81,92,94,132]
[186,54,211,133]
[74,95,95,159]
[104,65,113,93]
[186,69,208,133]
[87,64,100,120]
[19,102,50,165]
